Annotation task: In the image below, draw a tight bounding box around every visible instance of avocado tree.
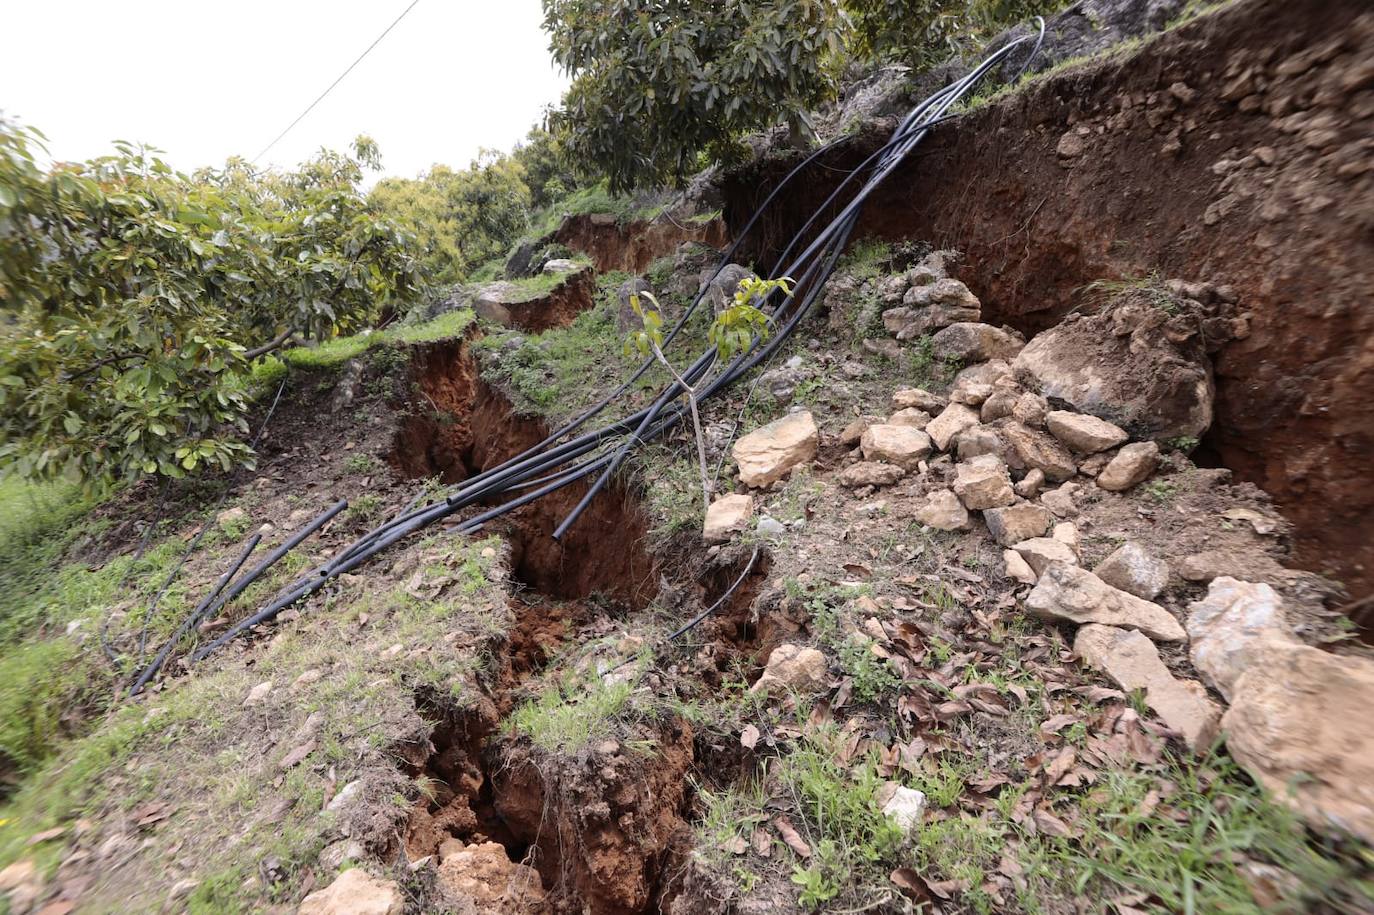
[542,0,845,192]
[0,120,422,485]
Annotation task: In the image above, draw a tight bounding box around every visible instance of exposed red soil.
[506,268,598,333]
[556,214,729,273]
[723,0,1374,599]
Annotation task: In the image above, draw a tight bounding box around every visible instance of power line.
[252,0,422,164]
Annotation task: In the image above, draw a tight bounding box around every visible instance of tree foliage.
[542,0,846,192]
[511,125,586,211]
[844,0,1065,67]
[0,120,422,485]
[370,149,532,285]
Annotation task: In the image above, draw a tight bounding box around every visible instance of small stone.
[703,494,755,544]
[1186,577,1291,700]
[1074,625,1220,750]
[955,426,1006,462]
[925,403,981,451]
[216,506,247,528]
[913,489,971,532]
[327,780,363,813]
[1045,411,1129,454]
[1057,130,1087,158]
[1095,541,1169,600]
[1040,482,1079,518]
[887,408,931,429]
[931,323,1023,363]
[292,669,323,690]
[244,681,273,707]
[860,425,932,470]
[751,644,829,695]
[298,868,403,915]
[756,516,787,537]
[1025,563,1186,642]
[882,786,927,832]
[733,411,819,487]
[892,388,946,413]
[1096,442,1160,491]
[983,503,1052,547]
[952,454,1015,511]
[996,420,1077,482]
[981,388,1019,422]
[839,462,904,488]
[950,381,994,406]
[1012,537,1078,577]
[1014,468,1045,499]
[838,417,875,446]
[1003,549,1037,584]
[1011,392,1049,428]
[1051,522,1079,553]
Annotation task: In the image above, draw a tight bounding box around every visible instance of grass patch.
[509,658,656,754]
[281,308,476,370]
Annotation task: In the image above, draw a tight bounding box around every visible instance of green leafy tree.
[370,150,532,284]
[844,0,1065,67]
[542,0,846,192]
[0,120,421,485]
[511,125,585,211]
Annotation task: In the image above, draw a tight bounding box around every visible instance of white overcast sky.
[2,0,569,180]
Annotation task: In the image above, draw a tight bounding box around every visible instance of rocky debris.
[297,869,403,915]
[733,411,818,487]
[892,387,946,413]
[756,515,787,537]
[995,420,1077,482]
[1009,392,1048,429]
[1224,643,1374,845]
[701,263,755,313]
[1012,538,1078,577]
[437,840,547,913]
[703,494,755,544]
[1013,299,1214,441]
[881,786,927,832]
[1014,468,1045,499]
[0,860,41,914]
[472,282,517,326]
[1045,411,1129,454]
[1003,549,1037,584]
[1026,563,1186,642]
[888,408,931,429]
[980,388,1019,422]
[860,424,932,470]
[931,323,1024,363]
[1040,481,1080,518]
[983,503,1052,546]
[956,426,1007,462]
[952,454,1015,511]
[1095,541,1169,600]
[1096,442,1160,491]
[752,644,829,695]
[838,416,879,446]
[839,462,905,488]
[926,403,981,451]
[1051,521,1079,553]
[1185,577,1291,701]
[914,489,971,532]
[883,277,981,340]
[1074,625,1220,751]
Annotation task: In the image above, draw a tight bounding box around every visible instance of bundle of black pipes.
[129,24,1044,696]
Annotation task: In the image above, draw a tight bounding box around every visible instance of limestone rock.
[884,279,980,339]
[1011,392,1049,428]
[1225,644,1374,845]
[1013,302,1214,440]
[931,322,1024,364]
[860,424,932,470]
[1046,411,1129,454]
[981,388,1019,422]
[839,462,904,488]
[298,869,404,915]
[437,841,547,913]
[995,420,1078,482]
[1012,538,1078,577]
[733,411,818,487]
[1040,481,1080,518]
[952,454,1015,511]
[882,786,927,832]
[473,282,517,326]
[838,417,871,446]
[891,387,946,413]
[1025,563,1186,642]
[542,257,581,274]
[1096,442,1160,491]
[703,494,755,544]
[955,426,1006,463]
[1095,541,1169,600]
[888,408,931,429]
[983,503,1052,547]
[926,403,980,452]
[1185,577,1291,700]
[1074,625,1220,750]
[914,489,971,532]
[1013,468,1045,499]
[1004,549,1038,584]
[1051,521,1079,553]
[751,644,829,695]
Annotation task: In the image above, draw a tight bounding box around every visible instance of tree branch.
[242,328,298,361]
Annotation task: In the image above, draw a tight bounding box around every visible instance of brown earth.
[555,214,729,273]
[722,0,1374,601]
[506,268,598,334]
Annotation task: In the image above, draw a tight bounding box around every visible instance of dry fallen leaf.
[740,724,760,750]
[773,816,812,859]
[724,835,748,856]
[278,739,316,770]
[1032,808,1073,838]
[890,867,933,904]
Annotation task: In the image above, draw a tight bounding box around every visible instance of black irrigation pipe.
[160,24,1046,672]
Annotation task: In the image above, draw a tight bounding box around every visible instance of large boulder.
[1025,563,1186,642]
[732,411,818,487]
[298,869,403,915]
[1013,300,1214,440]
[472,282,517,326]
[1075,625,1220,750]
[931,323,1024,364]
